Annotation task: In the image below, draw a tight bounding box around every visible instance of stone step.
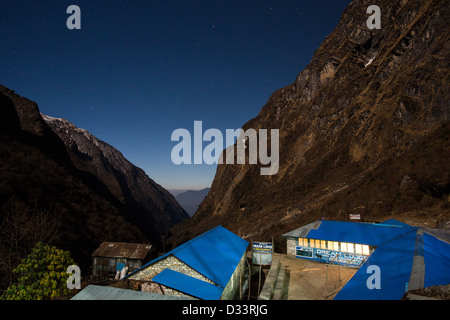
[258,259,287,300]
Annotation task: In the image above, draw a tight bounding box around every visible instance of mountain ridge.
[41,113,188,234]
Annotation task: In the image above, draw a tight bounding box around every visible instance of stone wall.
[220,253,247,300]
[129,254,215,285]
[128,254,216,299]
[286,238,297,256]
[138,281,196,299]
[128,252,248,300]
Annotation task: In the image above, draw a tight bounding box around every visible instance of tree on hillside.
[0,198,61,289]
[0,242,77,300]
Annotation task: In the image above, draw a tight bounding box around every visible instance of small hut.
[92,242,152,279]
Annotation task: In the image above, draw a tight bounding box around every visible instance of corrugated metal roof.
[152,269,223,300]
[282,221,321,238]
[126,226,249,299]
[92,242,152,259]
[70,285,197,300]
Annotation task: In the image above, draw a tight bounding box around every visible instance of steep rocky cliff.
[168,0,450,247]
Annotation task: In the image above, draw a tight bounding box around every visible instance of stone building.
[125,226,249,300]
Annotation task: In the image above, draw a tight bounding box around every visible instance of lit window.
[299,238,308,247]
[347,243,354,253]
[355,244,363,254]
[321,240,327,249]
[333,242,339,251]
[362,245,370,255]
[327,241,333,250]
[341,242,347,252]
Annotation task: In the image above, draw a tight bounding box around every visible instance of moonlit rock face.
[170,0,450,243]
[42,113,189,234]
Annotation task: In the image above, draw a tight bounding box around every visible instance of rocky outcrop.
[168,0,450,247]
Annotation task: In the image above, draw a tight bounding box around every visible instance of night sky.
[1,0,351,190]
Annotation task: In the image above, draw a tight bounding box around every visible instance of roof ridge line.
[124,225,228,280]
[376,227,420,248]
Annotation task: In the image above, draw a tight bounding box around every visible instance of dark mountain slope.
[0,85,187,290]
[167,0,450,249]
[41,114,188,236]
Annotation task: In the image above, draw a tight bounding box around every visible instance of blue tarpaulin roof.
[304,220,418,247]
[334,229,418,300]
[126,225,249,299]
[152,269,223,300]
[380,219,413,228]
[328,221,450,300]
[423,233,450,288]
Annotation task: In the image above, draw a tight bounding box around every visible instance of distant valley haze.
[172,188,211,217]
